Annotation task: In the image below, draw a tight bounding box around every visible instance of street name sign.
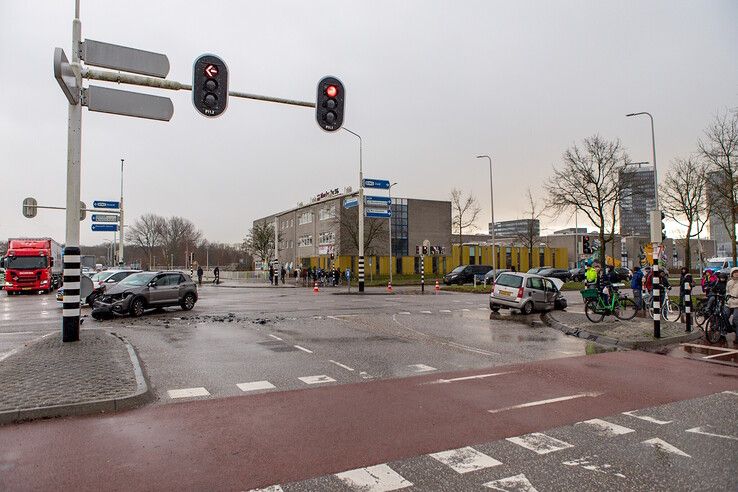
[93,200,120,209]
[363,179,391,189]
[53,48,79,105]
[82,39,170,78]
[365,208,392,218]
[343,197,359,209]
[365,195,391,207]
[91,214,118,223]
[92,224,118,232]
[86,85,174,122]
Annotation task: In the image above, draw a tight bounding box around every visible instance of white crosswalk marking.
[298,375,336,385]
[506,433,574,455]
[408,364,437,372]
[430,446,502,474]
[237,381,276,392]
[686,426,738,441]
[248,486,283,492]
[420,310,432,314]
[440,309,452,313]
[483,473,538,491]
[398,312,411,315]
[576,419,635,437]
[622,410,672,425]
[167,387,210,399]
[335,464,412,491]
[642,438,691,457]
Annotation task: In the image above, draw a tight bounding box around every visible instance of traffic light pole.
[62,0,82,343]
[343,128,365,293]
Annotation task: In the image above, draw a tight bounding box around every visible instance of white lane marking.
[478,307,488,311]
[686,426,738,441]
[562,456,626,478]
[439,309,452,313]
[329,360,355,371]
[506,433,574,455]
[268,334,283,341]
[408,364,436,373]
[327,315,347,321]
[0,332,54,362]
[430,446,502,474]
[248,486,284,492]
[335,463,412,491]
[299,375,336,385]
[642,438,691,457]
[398,312,411,315]
[359,371,374,379]
[622,411,672,425]
[461,308,470,312]
[293,345,313,354]
[430,371,514,384]
[576,419,635,437]
[483,473,538,491]
[0,331,37,336]
[237,381,276,392]
[558,351,581,355]
[447,341,500,356]
[420,310,432,314]
[723,390,738,397]
[702,349,738,359]
[489,392,603,414]
[167,387,210,399]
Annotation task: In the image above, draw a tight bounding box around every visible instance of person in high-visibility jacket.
[585,262,599,288]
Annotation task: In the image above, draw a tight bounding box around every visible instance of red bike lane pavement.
[1,351,736,491]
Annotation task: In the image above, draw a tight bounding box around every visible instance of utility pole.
[119,158,124,266]
[476,155,496,271]
[343,128,364,292]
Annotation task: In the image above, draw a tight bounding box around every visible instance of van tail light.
[517,287,524,298]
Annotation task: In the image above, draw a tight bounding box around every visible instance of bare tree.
[660,157,709,269]
[125,213,165,269]
[698,110,738,262]
[514,188,543,268]
[243,222,280,265]
[334,208,387,255]
[159,216,202,266]
[546,135,629,266]
[451,188,481,266]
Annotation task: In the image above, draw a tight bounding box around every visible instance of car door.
[527,277,546,309]
[159,274,183,305]
[543,278,558,309]
[146,274,168,305]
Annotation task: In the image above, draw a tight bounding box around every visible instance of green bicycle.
[581,285,638,323]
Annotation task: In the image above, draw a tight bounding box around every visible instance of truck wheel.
[180,293,196,311]
[130,298,146,317]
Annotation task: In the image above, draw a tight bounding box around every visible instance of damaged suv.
[92,271,198,319]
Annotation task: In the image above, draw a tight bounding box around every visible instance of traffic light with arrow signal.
[193,54,228,117]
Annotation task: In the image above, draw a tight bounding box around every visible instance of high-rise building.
[489,219,540,239]
[707,170,734,256]
[619,163,656,236]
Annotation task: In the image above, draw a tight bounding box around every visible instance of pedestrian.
[643,266,653,307]
[702,269,717,297]
[280,266,286,285]
[631,266,644,311]
[213,266,220,285]
[197,265,203,286]
[269,265,274,284]
[726,267,738,344]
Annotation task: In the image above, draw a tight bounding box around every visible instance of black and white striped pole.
[684,280,692,332]
[62,247,81,342]
[421,253,425,293]
[652,245,661,338]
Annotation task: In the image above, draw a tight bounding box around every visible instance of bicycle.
[581,284,638,323]
[646,286,682,322]
[703,294,734,344]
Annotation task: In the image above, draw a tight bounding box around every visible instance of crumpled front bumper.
[93,294,133,316]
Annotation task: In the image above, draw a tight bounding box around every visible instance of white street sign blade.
[82,39,170,78]
[86,85,174,121]
[53,48,79,105]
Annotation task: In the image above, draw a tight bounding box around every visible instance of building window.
[391,198,409,257]
[318,231,335,244]
[396,256,403,275]
[298,235,313,247]
[319,206,336,221]
[469,246,476,265]
[298,212,313,225]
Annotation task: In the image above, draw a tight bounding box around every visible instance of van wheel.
[130,297,146,317]
[521,301,534,315]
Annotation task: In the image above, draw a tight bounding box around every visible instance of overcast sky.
[1,0,736,246]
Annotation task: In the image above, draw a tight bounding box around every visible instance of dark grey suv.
[92,271,198,319]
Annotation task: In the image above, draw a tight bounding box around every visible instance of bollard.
[421,254,425,294]
[684,281,692,332]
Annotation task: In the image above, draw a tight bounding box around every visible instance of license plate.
[500,290,512,297]
[22,287,32,290]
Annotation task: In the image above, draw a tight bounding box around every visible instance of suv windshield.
[5,256,48,270]
[118,272,157,286]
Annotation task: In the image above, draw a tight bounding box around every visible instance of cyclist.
[702,269,717,297]
[726,268,738,343]
[631,266,644,311]
[597,265,614,306]
[585,262,599,288]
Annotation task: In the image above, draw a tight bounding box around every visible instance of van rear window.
[496,274,522,288]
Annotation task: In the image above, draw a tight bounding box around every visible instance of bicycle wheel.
[694,304,708,327]
[704,316,722,344]
[585,300,605,323]
[615,297,638,320]
[662,301,682,322]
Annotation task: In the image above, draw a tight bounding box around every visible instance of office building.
[489,219,540,239]
[619,163,656,236]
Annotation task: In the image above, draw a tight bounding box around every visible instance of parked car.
[57,269,141,306]
[92,271,198,319]
[569,267,586,282]
[489,272,567,314]
[483,268,512,284]
[444,265,493,285]
[526,266,552,275]
[537,268,572,282]
[611,267,632,282]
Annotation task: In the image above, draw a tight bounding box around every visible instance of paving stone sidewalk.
[543,310,702,349]
[0,329,148,424]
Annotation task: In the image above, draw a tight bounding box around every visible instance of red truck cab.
[3,238,63,294]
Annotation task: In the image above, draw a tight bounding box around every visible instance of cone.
[434,279,440,293]
[387,281,393,293]
[313,281,319,294]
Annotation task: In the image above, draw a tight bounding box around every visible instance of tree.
[244,222,280,265]
[660,157,709,270]
[514,188,543,268]
[159,216,202,267]
[334,208,387,255]
[126,213,165,269]
[451,188,481,266]
[698,110,738,262]
[546,135,630,266]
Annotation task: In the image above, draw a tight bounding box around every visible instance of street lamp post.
[388,182,398,285]
[119,158,125,267]
[476,155,496,271]
[626,111,660,338]
[343,128,365,292]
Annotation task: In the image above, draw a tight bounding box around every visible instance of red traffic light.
[204,64,219,77]
[325,85,338,98]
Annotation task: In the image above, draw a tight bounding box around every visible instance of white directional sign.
[86,86,174,121]
[91,214,118,223]
[365,208,391,219]
[53,48,79,105]
[365,195,391,207]
[82,39,170,78]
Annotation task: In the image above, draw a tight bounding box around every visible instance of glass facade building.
[619,164,655,236]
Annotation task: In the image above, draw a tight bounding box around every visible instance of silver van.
[489,272,566,314]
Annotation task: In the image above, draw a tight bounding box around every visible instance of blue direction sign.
[91,223,119,232]
[365,195,391,207]
[343,197,359,209]
[365,208,392,219]
[362,178,390,189]
[93,200,120,209]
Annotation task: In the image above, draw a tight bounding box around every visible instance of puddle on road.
[673,343,738,366]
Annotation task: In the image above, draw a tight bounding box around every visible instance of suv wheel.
[520,301,534,315]
[180,293,196,311]
[130,297,146,317]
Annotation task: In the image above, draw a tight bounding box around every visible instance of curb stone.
[541,311,702,350]
[0,332,151,425]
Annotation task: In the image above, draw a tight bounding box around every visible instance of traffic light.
[661,211,666,241]
[193,54,228,117]
[422,246,428,255]
[582,236,591,254]
[316,76,344,131]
